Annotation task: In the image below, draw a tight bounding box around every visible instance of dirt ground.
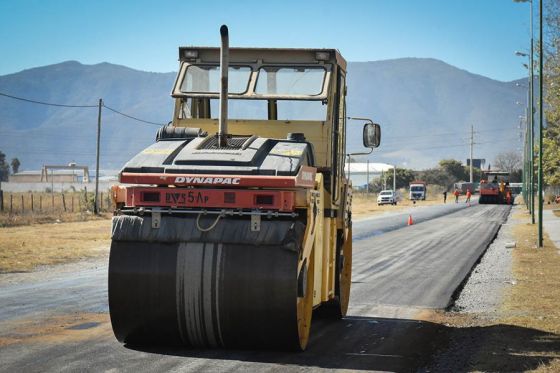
[0,312,111,348]
[0,191,440,272]
[421,209,560,372]
[351,192,446,218]
[0,219,111,273]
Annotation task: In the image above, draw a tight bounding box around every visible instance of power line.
[0,91,166,126]
[0,92,97,108]
[382,126,517,141]
[356,137,519,153]
[102,104,165,126]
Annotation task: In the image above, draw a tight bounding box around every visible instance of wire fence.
[0,190,114,215]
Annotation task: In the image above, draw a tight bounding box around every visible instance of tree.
[543,137,560,185]
[385,167,417,189]
[438,159,468,181]
[417,167,455,190]
[11,158,20,174]
[493,151,522,174]
[542,0,560,186]
[510,169,523,183]
[0,151,9,182]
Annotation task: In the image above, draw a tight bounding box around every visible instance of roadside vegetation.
[365,157,522,195]
[0,191,113,227]
[543,1,560,187]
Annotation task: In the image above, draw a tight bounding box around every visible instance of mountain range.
[0,58,527,171]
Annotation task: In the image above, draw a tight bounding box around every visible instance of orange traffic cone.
[407,215,414,226]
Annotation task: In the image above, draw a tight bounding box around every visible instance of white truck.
[409,181,427,201]
[377,190,399,205]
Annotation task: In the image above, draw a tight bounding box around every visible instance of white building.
[345,162,395,189]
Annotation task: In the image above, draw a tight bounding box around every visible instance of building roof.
[345,163,395,174]
[13,170,79,176]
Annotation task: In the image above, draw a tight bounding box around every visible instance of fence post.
[71,195,74,212]
[10,194,13,214]
[39,195,42,211]
[62,193,67,212]
[0,190,3,212]
[31,193,34,212]
[100,192,104,211]
[21,195,24,213]
[84,186,88,211]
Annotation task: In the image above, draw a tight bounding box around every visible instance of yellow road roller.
[109,25,381,351]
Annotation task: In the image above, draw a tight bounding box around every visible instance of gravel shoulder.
[424,205,560,373]
[451,208,516,316]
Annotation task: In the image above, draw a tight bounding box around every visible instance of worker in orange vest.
[465,188,472,204]
[453,189,460,203]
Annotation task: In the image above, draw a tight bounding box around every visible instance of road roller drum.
[109,215,312,349]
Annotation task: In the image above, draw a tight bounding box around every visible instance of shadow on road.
[126,315,560,372]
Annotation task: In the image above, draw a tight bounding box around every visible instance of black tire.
[315,229,351,320]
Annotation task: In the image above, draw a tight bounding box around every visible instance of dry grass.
[0,219,111,273]
[351,191,446,218]
[502,217,560,334]
[0,191,114,228]
[491,215,560,372]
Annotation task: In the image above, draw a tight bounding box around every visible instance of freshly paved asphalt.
[0,202,511,372]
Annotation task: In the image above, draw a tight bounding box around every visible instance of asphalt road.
[353,198,477,240]
[0,202,511,372]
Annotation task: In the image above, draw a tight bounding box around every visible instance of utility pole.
[51,169,54,208]
[469,125,474,183]
[94,98,102,215]
[530,0,535,225]
[537,0,543,247]
[393,165,396,192]
[514,0,536,223]
[366,159,369,198]
[523,112,529,208]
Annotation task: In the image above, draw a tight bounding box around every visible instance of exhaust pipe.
[218,25,229,147]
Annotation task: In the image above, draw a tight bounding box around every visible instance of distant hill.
[0,61,176,170]
[345,58,526,168]
[0,59,526,171]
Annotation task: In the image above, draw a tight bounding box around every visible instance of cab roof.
[178,47,347,70]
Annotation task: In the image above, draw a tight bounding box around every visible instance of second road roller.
[109,25,381,351]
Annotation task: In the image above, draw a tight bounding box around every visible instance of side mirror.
[363,122,381,148]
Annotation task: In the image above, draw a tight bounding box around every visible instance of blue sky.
[0,0,534,81]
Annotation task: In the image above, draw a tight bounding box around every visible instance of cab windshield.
[181,65,252,94]
[176,63,329,121]
[178,64,327,97]
[254,67,326,96]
